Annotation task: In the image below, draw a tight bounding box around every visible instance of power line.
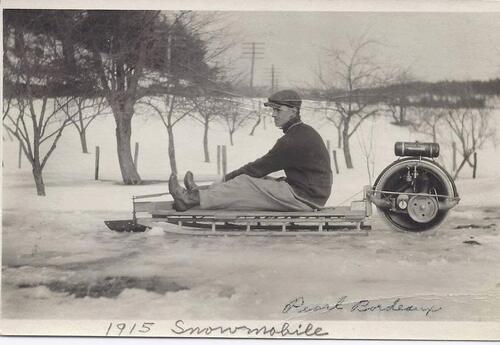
[241,42,266,89]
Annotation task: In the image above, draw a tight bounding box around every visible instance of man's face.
[271,105,297,128]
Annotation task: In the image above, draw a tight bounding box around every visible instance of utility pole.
[241,42,265,89]
[265,64,281,93]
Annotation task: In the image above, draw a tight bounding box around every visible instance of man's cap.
[264,89,302,109]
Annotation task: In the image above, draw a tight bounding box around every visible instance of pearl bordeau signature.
[283,296,443,316]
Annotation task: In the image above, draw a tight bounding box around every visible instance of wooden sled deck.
[133,187,372,236]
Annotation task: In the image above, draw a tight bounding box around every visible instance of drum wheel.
[373,158,457,232]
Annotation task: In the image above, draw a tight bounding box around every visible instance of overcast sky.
[217,11,500,88]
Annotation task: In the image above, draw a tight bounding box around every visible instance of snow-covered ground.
[2,99,500,321]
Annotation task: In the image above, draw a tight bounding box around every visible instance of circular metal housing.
[407,195,438,223]
[373,158,458,232]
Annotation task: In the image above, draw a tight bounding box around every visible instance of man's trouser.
[199,174,314,211]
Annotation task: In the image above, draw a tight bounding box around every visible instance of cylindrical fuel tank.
[394,142,440,158]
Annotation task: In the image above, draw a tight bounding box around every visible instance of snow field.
[2,98,500,321]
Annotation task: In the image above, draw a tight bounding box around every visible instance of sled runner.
[105,141,460,234]
[105,186,373,236]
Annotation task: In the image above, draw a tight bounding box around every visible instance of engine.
[369,142,460,232]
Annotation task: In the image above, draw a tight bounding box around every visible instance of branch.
[41,97,76,138]
[348,109,378,138]
[57,98,80,131]
[19,109,34,157]
[39,118,78,145]
[171,103,196,127]
[41,118,70,170]
[5,125,35,165]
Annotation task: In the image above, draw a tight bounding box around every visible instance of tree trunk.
[453,156,469,180]
[472,152,477,179]
[390,109,398,123]
[229,131,234,146]
[79,129,89,154]
[342,128,353,169]
[5,127,14,141]
[249,116,261,136]
[112,102,141,184]
[167,125,177,175]
[32,163,46,196]
[203,121,210,163]
[337,126,342,148]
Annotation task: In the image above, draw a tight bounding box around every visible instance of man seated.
[169,89,333,212]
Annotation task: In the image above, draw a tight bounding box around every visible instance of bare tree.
[410,107,446,143]
[249,100,263,136]
[143,11,238,165]
[135,11,235,174]
[384,69,415,126]
[446,107,496,179]
[191,94,224,162]
[387,100,410,127]
[3,18,77,196]
[313,58,343,148]
[59,96,109,153]
[356,117,376,185]
[4,97,77,196]
[139,92,195,175]
[320,36,386,169]
[322,100,344,148]
[219,97,255,145]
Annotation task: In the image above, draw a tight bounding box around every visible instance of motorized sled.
[105,141,460,235]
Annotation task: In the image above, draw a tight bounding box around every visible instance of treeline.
[305,78,500,106]
[379,78,500,97]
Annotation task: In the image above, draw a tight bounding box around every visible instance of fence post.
[217,145,221,175]
[332,150,339,174]
[18,141,22,169]
[94,146,100,180]
[452,142,457,172]
[472,152,477,179]
[222,145,227,176]
[133,142,139,170]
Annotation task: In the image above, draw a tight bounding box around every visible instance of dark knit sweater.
[224,119,333,206]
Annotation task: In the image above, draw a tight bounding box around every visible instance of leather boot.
[184,170,199,191]
[169,174,200,211]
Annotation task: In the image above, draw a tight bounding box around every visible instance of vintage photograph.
[2,1,500,339]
